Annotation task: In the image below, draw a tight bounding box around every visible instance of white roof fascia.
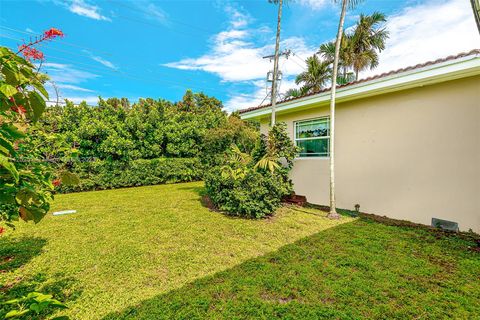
[240,53,480,120]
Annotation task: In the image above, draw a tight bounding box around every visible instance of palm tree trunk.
[271,0,283,126]
[328,0,348,219]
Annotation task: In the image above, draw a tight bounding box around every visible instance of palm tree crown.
[295,54,332,94]
[318,12,388,82]
[350,12,389,79]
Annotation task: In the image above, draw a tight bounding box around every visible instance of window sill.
[294,157,330,160]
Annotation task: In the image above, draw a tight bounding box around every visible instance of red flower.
[0,227,5,235]
[18,45,44,61]
[52,179,62,187]
[43,28,64,40]
[10,104,27,114]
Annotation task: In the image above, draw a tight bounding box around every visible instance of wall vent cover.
[431,218,459,232]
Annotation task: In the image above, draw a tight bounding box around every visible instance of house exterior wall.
[259,75,480,232]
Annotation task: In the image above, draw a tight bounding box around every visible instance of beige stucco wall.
[259,75,480,232]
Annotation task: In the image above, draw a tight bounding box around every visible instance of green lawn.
[1,182,479,319]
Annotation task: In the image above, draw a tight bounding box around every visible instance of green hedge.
[205,167,292,219]
[58,158,202,193]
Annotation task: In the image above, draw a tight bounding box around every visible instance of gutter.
[240,52,480,120]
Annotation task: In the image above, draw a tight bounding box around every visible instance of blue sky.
[0,0,478,111]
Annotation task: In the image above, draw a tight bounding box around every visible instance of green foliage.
[287,11,388,96]
[265,122,299,169]
[205,166,291,218]
[28,93,258,192]
[34,91,228,162]
[3,292,67,319]
[201,113,259,167]
[294,54,332,94]
[57,158,202,193]
[205,123,298,218]
[0,46,55,225]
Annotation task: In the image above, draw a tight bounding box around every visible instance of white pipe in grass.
[52,210,77,216]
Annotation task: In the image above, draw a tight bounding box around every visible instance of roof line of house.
[239,49,480,118]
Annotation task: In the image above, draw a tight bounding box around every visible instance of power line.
[290,53,306,70]
[0,25,113,56]
[106,0,217,35]
[0,34,111,61]
[0,36,239,96]
[0,26,214,78]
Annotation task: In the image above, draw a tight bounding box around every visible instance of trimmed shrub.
[58,158,202,193]
[205,167,292,219]
[204,123,299,219]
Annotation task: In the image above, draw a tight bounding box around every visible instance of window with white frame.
[294,117,330,157]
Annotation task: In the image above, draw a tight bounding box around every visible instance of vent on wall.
[431,218,459,232]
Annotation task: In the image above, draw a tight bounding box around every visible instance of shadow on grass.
[0,237,83,318]
[101,219,479,320]
[0,236,47,273]
[176,186,205,195]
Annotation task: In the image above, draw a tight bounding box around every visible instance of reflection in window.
[295,118,330,157]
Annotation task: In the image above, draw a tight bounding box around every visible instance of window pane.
[297,138,329,157]
[296,118,329,138]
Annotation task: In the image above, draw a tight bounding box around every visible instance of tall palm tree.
[350,12,388,80]
[328,0,362,219]
[318,34,353,80]
[295,54,332,93]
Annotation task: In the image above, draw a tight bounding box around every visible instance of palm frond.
[254,155,280,173]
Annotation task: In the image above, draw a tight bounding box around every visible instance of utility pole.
[270,0,283,126]
[263,49,290,106]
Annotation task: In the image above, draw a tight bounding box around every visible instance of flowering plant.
[0,28,72,226]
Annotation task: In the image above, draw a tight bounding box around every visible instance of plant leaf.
[27,91,46,122]
[0,154,19,182]
[59,171,80,186]
[5,309,30,318]
[0,84,18,98]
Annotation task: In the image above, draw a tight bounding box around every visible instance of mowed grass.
[0,182,353,319]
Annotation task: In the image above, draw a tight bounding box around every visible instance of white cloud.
[42,62,99,84]
[224,5,251,28]
[41,62,100,103]
[296,0,329,10]
[82,50,117,69]
[164,15,314,82]
[362,0,480,78]
[223,78,298,112]
[67,0,110,21]
[144,2,169,25]
[91,56,116,69]
[56,84,94,92]
[163,5,315,111]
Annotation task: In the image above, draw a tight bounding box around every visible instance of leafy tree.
[319,12,388,82]
[0,29,71,226]
[284,86,310,99]
[318,34,355,82]
[201,113,258,167]
[350,12,389,80]
[295,54,332,94]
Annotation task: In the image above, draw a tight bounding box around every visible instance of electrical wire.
[0,25,113,56]
[0,36,244,96]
